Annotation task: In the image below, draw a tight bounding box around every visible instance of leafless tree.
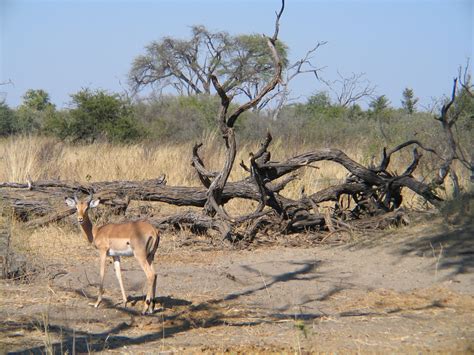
[321,71,376,107]
[432,63,474,195]
[261,42,327,119]
[193,1,286,220]
[0,79,13,103]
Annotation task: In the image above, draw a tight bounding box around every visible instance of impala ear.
[89,199,100,208]
[65,197,77,207]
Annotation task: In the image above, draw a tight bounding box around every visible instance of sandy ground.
[1,216,473,353]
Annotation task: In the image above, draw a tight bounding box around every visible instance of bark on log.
[0,139,444,237]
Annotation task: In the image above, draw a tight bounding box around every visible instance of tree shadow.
[344,209,474,278]
[396,221,474,276]
[6,282,447,355]
[224,260,322,301]
[7,260,330,354]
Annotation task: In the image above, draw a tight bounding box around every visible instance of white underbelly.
[107,246,134,257]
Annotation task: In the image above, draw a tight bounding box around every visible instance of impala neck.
[79,213,96,244]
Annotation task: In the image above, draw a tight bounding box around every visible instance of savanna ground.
[1,136,473,353]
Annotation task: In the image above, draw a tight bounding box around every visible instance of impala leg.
[91,251,107,308]
[150,263,158,311]
[135,254,156,315]
[113,256,128,304]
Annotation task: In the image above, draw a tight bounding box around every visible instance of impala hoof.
[121,298,129,306]
[89,299,102,308]
[141,299,155,315]
[141,309,154,316]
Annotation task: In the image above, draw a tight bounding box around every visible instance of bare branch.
[401,148,422,176]
[227,37,283,127]
[191,143,216,188]
[266,42,327,118]
[458,59,473,97]
[375,140,440,173]
[321,71,376,107]
[437,78,457,122]
[272,0,285,42]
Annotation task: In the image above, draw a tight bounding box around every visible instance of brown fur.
[66,196,160,314]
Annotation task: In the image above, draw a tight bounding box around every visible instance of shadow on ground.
[3,249,463,353]
[347,206,474,278]
[397,220,474,276]
[6,260,330,354]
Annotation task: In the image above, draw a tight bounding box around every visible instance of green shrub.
[134,94,221,141]
[0,102,17,136]
[66,89,143,143]
[12,89,57,134]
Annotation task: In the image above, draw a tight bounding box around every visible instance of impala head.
[65,194,100,224]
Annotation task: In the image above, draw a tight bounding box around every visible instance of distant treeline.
[0,88,472,156]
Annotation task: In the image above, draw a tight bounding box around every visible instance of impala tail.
[146,229,160,263]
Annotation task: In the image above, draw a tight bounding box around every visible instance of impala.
[65,195,160,314]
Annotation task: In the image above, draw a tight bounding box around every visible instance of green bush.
[11,89,57,134]
[14,106,42,134]
[1,85,472,158]
[66,89,143,143]
[41,109,71,139]
[0,102,17,136]
[134,94,221,141]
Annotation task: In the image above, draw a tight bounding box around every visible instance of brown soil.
[1,216,473,353]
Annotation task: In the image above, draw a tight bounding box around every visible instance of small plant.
[294,319,308,339]
[32,302,55,355]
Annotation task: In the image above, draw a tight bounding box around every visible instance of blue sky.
[1,0,472,109]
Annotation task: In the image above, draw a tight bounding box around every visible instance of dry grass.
[1,135,471,249]
[334,287,474,315]
[0,135,363,188]
[2,136,473,354]
[10,222,89,264]
[0,135,471,210]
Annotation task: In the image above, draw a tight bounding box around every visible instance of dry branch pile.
[0,136,444,243]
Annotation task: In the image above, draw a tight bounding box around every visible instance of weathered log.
[151,211,231,240]
[0,135,446,238]
[0,176,166,191]
[259,148,383,186]
[24,207,75,229]
[347,209,409,230]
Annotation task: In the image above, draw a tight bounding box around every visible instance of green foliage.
[129,25,288,101]
[369,95,390,115]
[297,92,356,124]
[306,92,332,111]
[449,86,474,142]
[230,34,288,83]
[66,89,143,143]
[0,102,16,136]
[22,89,55,111]
[2,84,471,164]
[453,86,474,121]
[346,104,365,120]
[401,87,419,114]
[41,110,71,139]
[11,89,58,134]
[134,94,220,141]
[14,106,42,133]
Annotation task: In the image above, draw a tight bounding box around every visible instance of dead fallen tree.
[0,136,444,239]
[0,1,470,244]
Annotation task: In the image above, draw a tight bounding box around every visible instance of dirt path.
[1,220,473,353]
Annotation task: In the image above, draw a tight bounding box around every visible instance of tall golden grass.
[1,135,470,264]
[0,135,470,202]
